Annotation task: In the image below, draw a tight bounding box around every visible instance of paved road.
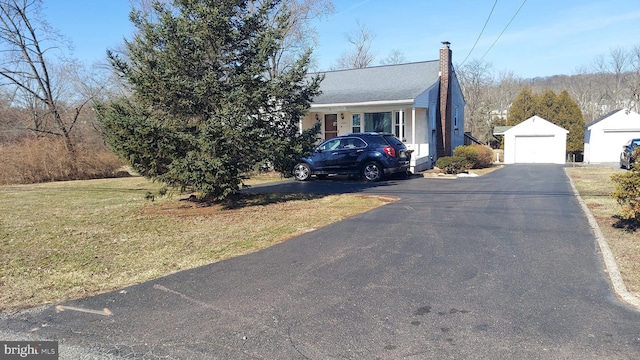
[3,165,640,359]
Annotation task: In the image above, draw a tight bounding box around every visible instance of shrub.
[611,147,640,228]
[453,145,477,165]
[0,137,125,185]
[453,145,494,168]
[435,156,472,174]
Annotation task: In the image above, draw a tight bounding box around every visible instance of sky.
[41,0,640,78]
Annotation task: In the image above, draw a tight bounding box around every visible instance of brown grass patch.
[0,177,395,312]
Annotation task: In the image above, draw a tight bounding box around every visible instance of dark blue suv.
[293,133,411,181]
[620,138,640,170]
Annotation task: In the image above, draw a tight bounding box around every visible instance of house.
[583,109,640,163]
[502,116,568,164]
[300,42,465,172]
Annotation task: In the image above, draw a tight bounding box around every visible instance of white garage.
[503,116,568,164]
[584,109,640,163]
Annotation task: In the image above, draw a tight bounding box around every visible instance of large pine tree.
[556,90,585,155]
[99,0,321,200]
[506,86,537,126]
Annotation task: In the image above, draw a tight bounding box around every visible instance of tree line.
[457,44,640,146]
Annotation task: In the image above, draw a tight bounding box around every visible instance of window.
[394,112,402,138]
[364,112,392,133]
[352,114,361,133]
[454,106,459,130]
[342,137,366,149]
[318,138,341,151]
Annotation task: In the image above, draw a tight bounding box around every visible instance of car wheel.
[293,163,311,181]
[362,161,383,181]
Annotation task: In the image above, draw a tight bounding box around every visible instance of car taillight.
[383,146,396,157]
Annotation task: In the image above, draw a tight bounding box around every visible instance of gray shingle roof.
[310,60,440,105]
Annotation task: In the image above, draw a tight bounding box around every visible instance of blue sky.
[42,0,640,78]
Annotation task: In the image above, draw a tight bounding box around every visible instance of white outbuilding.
[583,109,640,163]
[503,116,569,164]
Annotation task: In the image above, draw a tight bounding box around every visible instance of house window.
[395,112,405,139]
[364,112,392,133]
[352,114,361,133]
[454,106,459,130]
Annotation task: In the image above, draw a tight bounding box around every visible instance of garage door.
[596,130,640,163]
[514,135,557,163]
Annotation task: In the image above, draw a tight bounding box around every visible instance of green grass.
[0,176,395,312]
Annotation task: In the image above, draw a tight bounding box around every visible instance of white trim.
[411,107,416,156]
[311,99,415,109]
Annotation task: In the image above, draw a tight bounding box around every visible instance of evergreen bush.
[453,145,494,168]
[435,156,472,174]
[611,147,640,228]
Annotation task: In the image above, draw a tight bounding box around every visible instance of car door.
[327,137,366,171]
[312,138,342,171]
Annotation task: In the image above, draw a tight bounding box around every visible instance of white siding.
[504,116,568,164]
[584,110,640,163]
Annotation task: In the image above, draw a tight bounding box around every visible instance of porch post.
[412,107,417,156]
[399,109,405,140]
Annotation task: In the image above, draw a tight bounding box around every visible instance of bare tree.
[458,59,494,143]
[265,0,335,78]
[333,20,375,70]
[629,44,640,113]
[592,47,633,111]
[379,49,407,65]
[0,0,85,151]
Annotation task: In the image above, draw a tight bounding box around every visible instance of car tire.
[362,161,383,182]
[293,163,311,181]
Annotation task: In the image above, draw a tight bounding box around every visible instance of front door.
[324,114,338,140]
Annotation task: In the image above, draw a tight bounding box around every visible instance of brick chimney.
[437,41,453,157]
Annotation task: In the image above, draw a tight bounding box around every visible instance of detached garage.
[503,116,568,164]
[584,109,640,163]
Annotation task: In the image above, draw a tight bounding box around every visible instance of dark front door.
[324,114,338,140]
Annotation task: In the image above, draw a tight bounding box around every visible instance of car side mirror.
[315,148,323,153]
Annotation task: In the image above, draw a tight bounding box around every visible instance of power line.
[460,0,498,67]
[480,0,528,62]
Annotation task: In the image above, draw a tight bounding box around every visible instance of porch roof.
[309,60,440,106]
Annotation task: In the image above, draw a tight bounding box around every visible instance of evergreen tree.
[534,89,559,121]
[556,90,585,154]
[506,86,537,126]
[98,0,321,200]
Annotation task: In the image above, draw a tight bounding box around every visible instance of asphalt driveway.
[3,164,640,359]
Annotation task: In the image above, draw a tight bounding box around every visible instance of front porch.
[301,105,435,172]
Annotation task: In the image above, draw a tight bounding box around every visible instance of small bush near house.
[435,156,472,174]
[453,145,494,169]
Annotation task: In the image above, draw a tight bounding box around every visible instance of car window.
[342,137,366,149]
[633,140,640,147]
[383,135,403,146]
[365,136,388,146]
[318,139,341,151]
